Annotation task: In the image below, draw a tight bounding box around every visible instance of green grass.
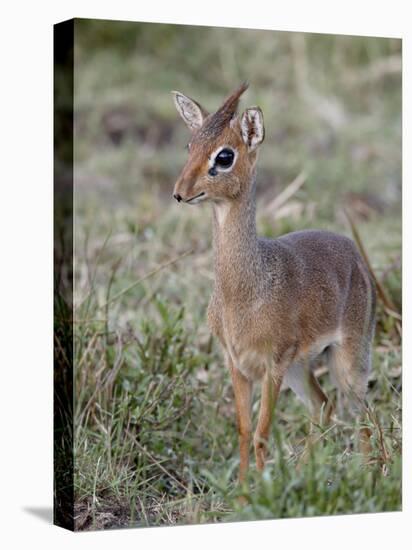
[72,295,401,529]
[70,20,402,530]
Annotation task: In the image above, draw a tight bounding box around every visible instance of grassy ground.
[72,20,402,530]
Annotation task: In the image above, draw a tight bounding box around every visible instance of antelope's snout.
[172,178,194,204]
[172,184,206,205]
[172,166,207,205]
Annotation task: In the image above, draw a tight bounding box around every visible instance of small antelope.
[171,83,376,483]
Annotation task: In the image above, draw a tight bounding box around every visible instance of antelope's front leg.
[229,361,253,483]
[254,369,283,472]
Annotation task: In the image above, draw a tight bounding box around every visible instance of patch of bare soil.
[74,498,131,531]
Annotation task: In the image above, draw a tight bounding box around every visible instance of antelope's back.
[259,229,376,333]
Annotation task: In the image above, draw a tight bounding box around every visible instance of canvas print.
[54,18,402,531]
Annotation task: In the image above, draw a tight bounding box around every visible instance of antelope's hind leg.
[283,361,333,463]
[328,339,373,459]
[284,361,333,426]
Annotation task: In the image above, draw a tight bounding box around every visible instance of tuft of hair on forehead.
[197,81,249,140]
[217,81,249,121]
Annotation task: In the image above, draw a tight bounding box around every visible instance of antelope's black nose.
[173,193,182,203]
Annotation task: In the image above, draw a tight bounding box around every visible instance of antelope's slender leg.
[254,369,283,472]
[229,363,253,483]
[328,341,372,460]
[299,369,334,464]
[307,369,334,427]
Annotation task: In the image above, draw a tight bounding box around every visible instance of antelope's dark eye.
[215,148,234,168]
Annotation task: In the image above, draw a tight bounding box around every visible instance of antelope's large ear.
[171,91,208,132]
[240,107,265,151]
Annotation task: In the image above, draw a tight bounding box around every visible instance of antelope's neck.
[212,178,263,301]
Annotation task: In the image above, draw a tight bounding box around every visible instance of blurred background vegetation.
[72,19,401,530]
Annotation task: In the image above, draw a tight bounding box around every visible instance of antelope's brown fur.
[172,83,376,482]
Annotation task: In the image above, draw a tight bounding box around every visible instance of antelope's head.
[171,83,264,205]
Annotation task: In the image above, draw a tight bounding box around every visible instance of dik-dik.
[171,83,376,483]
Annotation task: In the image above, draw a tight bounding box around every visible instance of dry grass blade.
[365,406,391,467]
[77,332,98,371]
[98,249,193,309]
[264,171,307,214]
[344,208,399,315]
